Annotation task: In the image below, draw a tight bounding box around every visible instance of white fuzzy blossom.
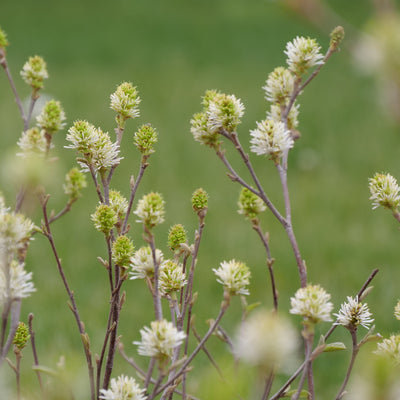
[290,284,333,324]
[236,310,298,372]
[285,36,324,75]
[134,319,186,359]
[375,335,400,365]
[129,246,164,280]
[213,259,251,296]
[334,296,374,330]
[395,300,400,320]
[250,119,294,160]
[190,112,219,147]
[99,375,147,400]
[0,261,36,307]
[110,82,141,120]
[109,190,129,220]
[369,173,400,210]
[263,67,295,104]
[17,128,48,158]
[159,260,187,296]
[133,192,165,228]
[267,103,299,130]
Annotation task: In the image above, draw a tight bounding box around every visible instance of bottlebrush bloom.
[369,172,400,210]
[129,246,164,280]
[99,375,147,400]
[213,259,251,296]
[334,296,374,330]
[133,192,165,229]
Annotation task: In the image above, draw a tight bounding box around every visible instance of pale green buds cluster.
[238,188,266,220]
[334,296,374,330]
[109,190,129,221]
[0,27,9,49]
[284,36,324,76]
[20,55,48,92]
[134,319,186,359]
[250,119,294,162]
[130,246,164,280]
[330,26,345,51]
[99,375,147,400]
[112,235,135,269]
[91,204,117,237]
[134,124,158,156]
[375,334,400,365]
[290,284,333,324]
[17,127,48,158]
[66,120,121,172]
[191,90,244,147]
[236,310,298,372]
[213,259,251,296]
[191,188,208,213]
[159,260,187,296]
[110,82,141,127]
[63,168,87,201]
[13,322,30,350]
[369,172,400,210]
[134,192,165,229]
[36,100,66,135]
[168,224,187,253]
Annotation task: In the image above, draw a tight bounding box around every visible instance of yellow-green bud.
[109,190,128,221]
[20,55,48,91]
[330,26,345,51]
[13,322,30,350]
[112,235,135,268]
[0,26,9,50]
[91,204,117,236]
[36,100,66,134]
[191,188,208,213]
[134,124,158,156]
[190,112,220,148]
[168,224,187,253]
[238,188,266,220]
[110,82,140,127]
[63,168,87,201]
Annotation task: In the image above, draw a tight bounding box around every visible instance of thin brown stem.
[261,371,275,400]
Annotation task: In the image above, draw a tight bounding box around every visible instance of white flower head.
[375,335,400,365]
[110,82,141,120]
[129,246,164,280]
[334,296,374,330]
[236,310,298,372]
[134,319,186,359]
[91,128,121,171]
[20,55,48,90]
[190,112,220,148]
[17,128,48,158]
[285,36,324,75]
[250,119,294,161]
[99,375,147,400]
[36,99,66,134]
[159,260,187,296]
[133,192,165,229]
[213,259,251,296]
[369,173,400,210]
[267,103,299,130]
[263,67,295,104]
[109,190,129,220]
[290,284,333,324]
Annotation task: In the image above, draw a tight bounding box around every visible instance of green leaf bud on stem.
[330,26,345,51]
[134,124,158,156]
[112,235,135,268]
[168,224,187,253]
[36,99,66,135]
[20,55,48,93]
[13,322,30,350]
[191,188,208,213]
[63,167,87,201]
[91,204,117,237]
[133,192,165,229]
[238,188,266,220]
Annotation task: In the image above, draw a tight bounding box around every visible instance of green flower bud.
[63,167,87,201]
[134,124,158,156]
[190,112,220,148]
[369,172,400,210]
[112,235,135,268]
[91,204,117,236]
[168,224,187,253]
[13,322,30,350]
[238,188,266,220]
[109,190,128,220]
[36,99,66,135]
[330,26,345,51]
[133,192,165,229]
[191,188,208,213]
[0,26,9,50]
[20,55,48,91]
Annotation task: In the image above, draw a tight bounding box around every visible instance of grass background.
[1,0,400,398]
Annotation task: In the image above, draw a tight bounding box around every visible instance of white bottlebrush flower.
[369,173,400,210]
[267,103,299,130]
[334,296,374,330]
[110,82,141,120]
[109,190,129,220]
[236,310,298,372]
[290,284,333,324]
[395,300,400,321]
[20,55,48,90]
[133,192,165,229]
[0,261,36,307]
[134,319,186,359]
[250,119,294,160]
[99,375,147,400]
[213,259,251,296]
[190,112,219,148]
[91,128,121,171]
[65,120,98,154]
[17,128,48,158]
[285,36,325,75]
[129,246,164,280]
[375,335,400,365]
[159,260,187,296]
[0,211,34,254]
[263,66,295,104]
[36,99,66,134]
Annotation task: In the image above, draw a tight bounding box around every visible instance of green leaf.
[323,342,347,352]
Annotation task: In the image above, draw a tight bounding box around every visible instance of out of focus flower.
[63,168,87,201]
[17,128,48,158]
[369,173,400,210]
[334,296,374,330]
[394,300,400,321]
[99,375,147,400]
[0,26,9,50]
[375,335,400,365]
[213,259,251,296]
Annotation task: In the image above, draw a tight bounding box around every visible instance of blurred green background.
[2,0,400,398]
